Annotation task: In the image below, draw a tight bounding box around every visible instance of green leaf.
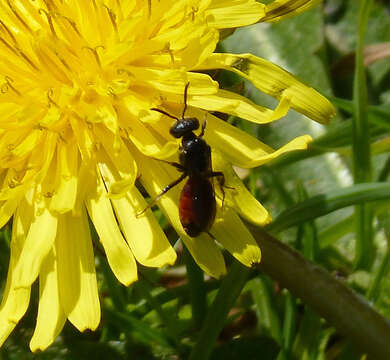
[248,277,282,344]
[292,308,322,360]
[210,336,279,360]
[183,246,207,329]
[352,0,375,270]
[189,261,251,360]
[281,291,297,355]
[104,307,174,349]
[267,183,390,233]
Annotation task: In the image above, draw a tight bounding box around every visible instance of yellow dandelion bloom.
[0,0,335,351]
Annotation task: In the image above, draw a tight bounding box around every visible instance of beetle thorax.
[180,136,211,175]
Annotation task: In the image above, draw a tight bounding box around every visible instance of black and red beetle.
[141,83,225,237]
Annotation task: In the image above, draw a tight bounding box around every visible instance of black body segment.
[180,135,211,176]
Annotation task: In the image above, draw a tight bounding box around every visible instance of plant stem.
[251,227,390,359]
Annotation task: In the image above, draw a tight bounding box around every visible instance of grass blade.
[267,183,390,233]
[352,0,374,270]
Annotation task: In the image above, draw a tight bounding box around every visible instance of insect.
[140,83,226,237]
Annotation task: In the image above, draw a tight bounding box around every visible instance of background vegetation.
[1,0,390,359]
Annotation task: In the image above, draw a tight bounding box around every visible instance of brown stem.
[251,227,390,359]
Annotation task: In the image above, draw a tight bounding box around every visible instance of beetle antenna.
[182,82,190,119]
[150,108,178,120]
[207,231,216,240]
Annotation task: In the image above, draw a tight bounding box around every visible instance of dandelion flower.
[0,0,335,351]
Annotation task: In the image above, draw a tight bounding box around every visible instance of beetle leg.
[199,113,207,138]
[157,159,185,171]
[136,173,187,217]
[208,171,234,210]
[209,171,226,209]
[149,158,185,171]
[206,231,216,240]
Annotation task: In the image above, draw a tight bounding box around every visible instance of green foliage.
[1,0,390,359]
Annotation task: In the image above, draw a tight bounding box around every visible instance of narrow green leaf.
[267,183,390,233]
[282,291,297,355]
[297,182,319,262]
[189,261,251,360]
[131,280,219,318]
[352,0,373,184]
[292,308,322,360]
[249,277,282,344]
[367,251,390,303]
[318,215,354,249]
[99,254,127,312]
[378,156,390,182]
[352,0,374,270]
[210,336,279,360]
[135,281,180,341]
[332,97,390,132]
[183,246,207,329]
[367,210,390,303]
[104,307,174,349]
[316,328,335,360]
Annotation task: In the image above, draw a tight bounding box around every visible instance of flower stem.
[251,227,390,359]
[189,260,251,360]
[352,0,374,270]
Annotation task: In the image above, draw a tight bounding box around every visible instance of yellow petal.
[212,208,261,266]
[205,0,265,28]
[86,170,138,286]
[95,126,137,198]
[124,68,218,95]
[116,102,178,159]
[0,199,33,346]
[212,151,272,226]
[13,205,58,288]
[193,110,313,168]
[179,27,219,68]
[195,53,336,124]
[261,0,322,23]
[130,145,226,278]
[188,89,289,124]
[50,142,78,213]
[0,197,20,228]
[30,250,66,352]
[69,117,96,161]
[56,211,101,331]
[112,187,177,267]
[97,154,177,268]
[181,233,227,278]
[0,270,30,347]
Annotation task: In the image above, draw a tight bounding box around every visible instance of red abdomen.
[179,176,216,237]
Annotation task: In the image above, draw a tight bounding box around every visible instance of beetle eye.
[169,121,182,138]
[188,118,200,130]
